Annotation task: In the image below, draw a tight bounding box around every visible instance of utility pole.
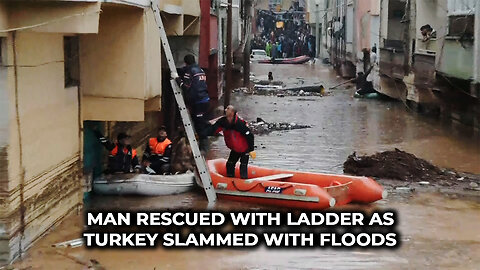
[243,0,252,88]
[315,1,320,59]
[224,0,233,109]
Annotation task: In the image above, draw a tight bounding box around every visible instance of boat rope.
[231,180,260,192]
[231,179,293,192]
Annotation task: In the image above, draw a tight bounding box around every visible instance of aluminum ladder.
[150,0,216,206]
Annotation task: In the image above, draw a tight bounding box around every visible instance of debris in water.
[52,238,83,248]
[343,149,461,183]
[252,85,326,96]
[395,187,414,192]
[249,117,311,135]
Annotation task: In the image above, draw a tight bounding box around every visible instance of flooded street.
[226,63,480,175]
[13,63,480,269]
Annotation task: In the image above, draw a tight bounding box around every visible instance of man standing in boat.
[209,105,256,179]
[94,131,141,174]
[142,126,172,174]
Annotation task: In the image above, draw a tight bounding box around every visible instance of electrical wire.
[0,10,101,33]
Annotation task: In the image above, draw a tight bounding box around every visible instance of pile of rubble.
[249,117,311,135]
[343,149,457,182]
[343,149,480,190]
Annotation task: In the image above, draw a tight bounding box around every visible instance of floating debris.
[395,187,414,192]
[249,117,311,135]
[252,84,326,96]
[52,238,83,248]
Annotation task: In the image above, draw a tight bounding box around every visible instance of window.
[64,36,80,88]
[447,0,475,16]
[0,37,6,67]
[211,0,217,13]
[447,15,474,38]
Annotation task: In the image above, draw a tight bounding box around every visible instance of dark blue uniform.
[179,64,210,105]
[178,64,211,152]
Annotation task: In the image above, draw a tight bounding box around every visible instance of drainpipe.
[243,0,251,87]
[473,2,480,84]
[315,0,320,58]
[12,31,26,260]
[224,0,233,108]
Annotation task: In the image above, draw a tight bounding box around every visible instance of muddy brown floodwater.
[12,63,480,269]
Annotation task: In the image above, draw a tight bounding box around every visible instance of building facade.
[0,0,201,264]
[319,0,480,132]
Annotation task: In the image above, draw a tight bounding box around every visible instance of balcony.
[413,52,436,88]
[437,37,474,80]
[379,47,406,80]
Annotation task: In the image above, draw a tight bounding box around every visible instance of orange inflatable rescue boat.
[208,159,387,210]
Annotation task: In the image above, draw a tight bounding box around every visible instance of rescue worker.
[142,126,172,174]
[95,131,140,174]
[209,105,256,179]
[175,54,211,153]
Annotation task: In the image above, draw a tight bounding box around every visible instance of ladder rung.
[150,0,216,206]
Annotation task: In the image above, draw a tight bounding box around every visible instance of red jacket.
[211,114,254,153]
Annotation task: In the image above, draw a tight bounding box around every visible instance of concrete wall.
[0,1,201,264]
[386,0,405,41]
[1,31,82,263]
[255,0,270,11]
[370,15,380,49]
[438,39,474,80]
[346,2,355,59]
[232,0,241,49]
[415,0,447,54]
[279,0,295,10]
[182,0,201,16]
[170,36,200,67]
[379,0,389,47]
[356,0,373,51]
[307,0,321,24]
[415,0,446,40]
[80,5,151,122]
[144,8,162,111]
[0,2,8,178]
[0,29,9,264]
[6,1,100,34]
[160,0,201,35]
[0,3,8,36]
[353,0,381,68]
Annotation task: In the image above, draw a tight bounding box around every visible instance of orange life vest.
[110,145,137,158]
[148,138,172,155]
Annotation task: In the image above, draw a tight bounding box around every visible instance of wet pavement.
[11,63,480,269]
